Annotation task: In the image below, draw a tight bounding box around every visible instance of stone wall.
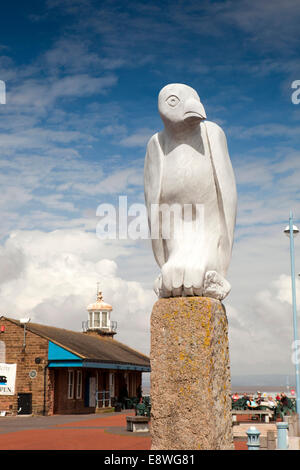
[0,318,50,415]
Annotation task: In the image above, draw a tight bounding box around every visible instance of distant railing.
[82,320,117,333]
[96,390,111,408]
[111,321,117,332]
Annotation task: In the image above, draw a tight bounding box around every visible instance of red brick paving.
[58,412,133,428]
[0,411,245,450]
[234,440,248,450]
[0,428,151,450]
[0,412,151,450]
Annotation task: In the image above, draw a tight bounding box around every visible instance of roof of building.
[1,316,150,369]
[87,291,112,311]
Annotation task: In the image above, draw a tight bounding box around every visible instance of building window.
[102,311,108,328]
[76,371,82,399]
[94,312,100,328]
[68,370,74,399]
[0,341,5,363]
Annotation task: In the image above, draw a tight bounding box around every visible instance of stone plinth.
[126,416,150,433]
[150,296,233,450]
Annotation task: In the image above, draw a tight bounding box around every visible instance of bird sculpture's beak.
[183,98,207,121]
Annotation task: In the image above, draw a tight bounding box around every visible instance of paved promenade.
[0,411,151,450]
[0,410,254,450]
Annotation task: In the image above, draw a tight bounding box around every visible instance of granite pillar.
[150,296,233,450]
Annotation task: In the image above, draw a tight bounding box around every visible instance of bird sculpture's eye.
[166,95,180,107]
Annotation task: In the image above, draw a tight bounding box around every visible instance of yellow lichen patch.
[178,350,193,367]
[179,351,185,361]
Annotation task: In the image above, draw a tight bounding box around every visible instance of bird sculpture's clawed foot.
[202,270,231,301]
[154,274,163,297]
[153,269,230,300]
[154,273,171,298]
[153,269,204,298]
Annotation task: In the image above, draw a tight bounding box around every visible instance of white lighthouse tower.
[83,289,117,337]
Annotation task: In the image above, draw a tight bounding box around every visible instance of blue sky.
[1,0,300,380]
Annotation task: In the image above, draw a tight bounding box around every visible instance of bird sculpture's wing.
[203,120,237,274]
[144,124,237,277]
[144,132,165,268]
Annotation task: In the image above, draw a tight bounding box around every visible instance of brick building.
[0,291,150,415]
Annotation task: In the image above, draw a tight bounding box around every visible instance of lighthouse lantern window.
[102,311,108,328]
[94,311,100,328]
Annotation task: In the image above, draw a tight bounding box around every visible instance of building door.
[89,377,96,407]
[17,393,32,415]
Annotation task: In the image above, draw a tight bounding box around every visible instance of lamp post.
[284,211,300,416]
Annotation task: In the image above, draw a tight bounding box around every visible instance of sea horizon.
[142,384,296,397]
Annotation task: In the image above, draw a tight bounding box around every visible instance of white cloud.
[119,128,154,148]
[225,221,300,376]
[75,168,143,195]
[221,0,300,53]
[173,0,300,55]
[231,148,300,229]
[0,127,94,152]
[227,274,300,376]
[230,123,300,140]
[43,37,126,73]
[8,74,117,109]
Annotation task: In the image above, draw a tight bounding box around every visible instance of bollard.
[246,426,261,450]
[277,422,289,449]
